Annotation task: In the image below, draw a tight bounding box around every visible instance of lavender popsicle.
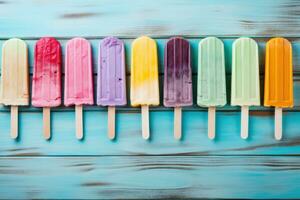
[97,37,126,139]
[164,37,192,139]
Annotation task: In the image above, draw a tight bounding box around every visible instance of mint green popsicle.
[231,37,260,139]
[231,37,260,106]
[197,37,226,107]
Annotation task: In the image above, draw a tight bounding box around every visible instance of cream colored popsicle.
[0,38,29,139]
[130,36,159,139]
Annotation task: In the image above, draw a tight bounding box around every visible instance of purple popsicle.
[97,37,126,106]
[163,37,192,139]
[97,37,126,139]
[164,37,192,107]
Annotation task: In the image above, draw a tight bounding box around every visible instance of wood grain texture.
[0,0,300,37]
[0,156,300,199]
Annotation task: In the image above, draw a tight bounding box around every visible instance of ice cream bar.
[32,37,61,107]
[64,38,94,106]
[198,37,226,107]
[164,37,192,107]
[32,37,61,140]
[198,37,226,139]
[131,36,159,107]
[0,38,28,139]
[264,37,293,140]
[97,36,126,139]
[231,37,260,139]
[231,38,260,106]
[164,37,192,139]
[264,38,293,108]
[0,38,29,106]
[131,36,159,139]
[64,37,94,139]
[97,37,126,106]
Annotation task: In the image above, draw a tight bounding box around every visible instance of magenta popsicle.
[164,37,192,139]
[32,37,61,107]
[97,37,126,106]
[32,37,62,139]
[64,37,94,139]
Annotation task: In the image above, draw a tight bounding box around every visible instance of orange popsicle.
[264,37,293,140]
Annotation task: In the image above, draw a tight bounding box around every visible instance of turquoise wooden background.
[1,0,300,199]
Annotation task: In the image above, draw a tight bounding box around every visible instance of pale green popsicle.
[231,37,260,106]
[197,37,226,107]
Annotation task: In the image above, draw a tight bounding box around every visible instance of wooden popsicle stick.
[11,106,18,139]
[43,107,51,140]
[174,107,182,140]
[75,105,83,140]
[208,106,216,140]
[141,105,150,140]
[241,105,249,139]
[108,106,115,140]
[275,107,282,140]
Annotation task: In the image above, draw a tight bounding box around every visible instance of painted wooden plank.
[0,156,299,199]
[0,110,299,156]
[2,38,300,74]
[0,0,300,37]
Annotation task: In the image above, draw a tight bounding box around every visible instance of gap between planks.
[0,107,299,112]
[1,36,300,40]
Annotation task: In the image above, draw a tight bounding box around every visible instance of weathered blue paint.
[0,0,300,199]
[0,111,299,156]
[0,0,299,37]
[0,156,300,199]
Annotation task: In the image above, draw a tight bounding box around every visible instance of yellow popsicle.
[130,36,159,107]
[0,38,29,105]
[130,36,159,139]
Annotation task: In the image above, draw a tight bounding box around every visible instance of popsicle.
[264,37,293,140]
[64,38,94,139]
[198,37,226,139]
[231,37,260,139]
[0,38,29,139]
[97,37,126,139]
[131,36,159,139]
[32,37,61,139]
[164,37,192,139]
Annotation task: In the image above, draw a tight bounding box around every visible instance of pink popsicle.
[64,38,94,106]
[64,38,94,139]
